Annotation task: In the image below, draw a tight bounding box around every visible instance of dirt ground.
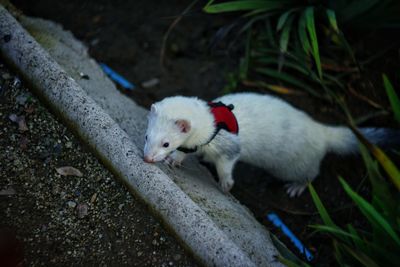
[8,0,400,266]
[0,63,199,266]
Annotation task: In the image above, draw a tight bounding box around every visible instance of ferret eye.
[145,135,148,141]
[163,142,169,148]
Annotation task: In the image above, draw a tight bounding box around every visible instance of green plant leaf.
[243,7,269,17]
[265,19,277,47]
[314,223,400,265]
[308,183,336,227]
[203,0,291,13]
[339,177,400,246]
[256,57,310,76]
[255,67,320,97]
[304,7,322,79]
[350,126,400,191]
[340,243,380,267]
[310,224,357,244]
[370,145,400,191]
[277,9,294,31]
[358,143,396,222]
[346,224,368,253]
[383,74,400,123]
[239,28,252,80]
[326,9,339,33]
[276,255,306,267]
[298,10,311,55]
[279,15,294,52]
[332,240,345,266]
[270,234,308,266]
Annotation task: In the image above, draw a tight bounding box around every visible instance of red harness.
[177,101,239,153]
[208,102,239,135]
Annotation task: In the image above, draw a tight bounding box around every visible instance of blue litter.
[266,212,314,262]
[100,63,135,90]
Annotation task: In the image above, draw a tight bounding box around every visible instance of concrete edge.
[0,5,259,267]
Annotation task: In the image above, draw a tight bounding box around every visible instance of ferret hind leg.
[284,182,308,198]
[215,155,239,193]
[284,158,321,197]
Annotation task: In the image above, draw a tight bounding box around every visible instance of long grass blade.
[256,57,310,76]
[239,28,252,80]
[383,74,400,123]
[326,9,339,33]
[243,80,304,95]
[255,67,320,97]
[370,146,400,191]
[332,240,345,266]
[277,9,294,31]
[308,183,336,227]
[203,0,290,13]
[310,225,357,244]
[304,7,322,79]
[279,15,294,52]
[276,255,309,267]
[298,9,311,55]
[270,234,307,266]
[346,224,367,253]
[350,126,400,191]
[340,243,380,267]
[339,177,400,246]
[358,143,397,222]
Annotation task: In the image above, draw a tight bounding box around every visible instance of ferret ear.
[175,119,191,133]
[150,104,158,114]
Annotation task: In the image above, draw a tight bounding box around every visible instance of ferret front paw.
[164,155,182,167]
[285,182,307,198]
[219,178,234,193]
[164,151,186,167]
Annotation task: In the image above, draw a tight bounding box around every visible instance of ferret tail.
[325,126,400,155]
[360,127,400,149]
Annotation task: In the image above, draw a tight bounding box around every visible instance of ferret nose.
[144,155,154,163]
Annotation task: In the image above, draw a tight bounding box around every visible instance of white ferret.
[143,92,395,197]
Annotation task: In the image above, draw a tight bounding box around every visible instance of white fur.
[144,92,357,196]
[144,96,215,162]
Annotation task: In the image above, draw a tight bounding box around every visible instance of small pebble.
[141,78,159,88]
[65,141,73,148]
[66,201,77,208]
[173,254,181,261]
[16,93,29,105]
[0,187,16,196]
[2,72,11,80]
[91,193,98,204]
[77,203,88,218]
[8,113,18,122]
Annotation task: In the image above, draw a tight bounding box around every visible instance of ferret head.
[143,104,191,163]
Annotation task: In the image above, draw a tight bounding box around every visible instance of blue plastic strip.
[266,212,314,262]
[100,63,135,90]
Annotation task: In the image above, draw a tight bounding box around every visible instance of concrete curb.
[0,5,283,267]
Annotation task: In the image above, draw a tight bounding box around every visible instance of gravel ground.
[0,61,199,266]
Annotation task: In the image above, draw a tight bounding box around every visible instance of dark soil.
[0,63,198,266]
[9,0,400,266]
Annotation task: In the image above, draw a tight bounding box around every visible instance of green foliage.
[204,0,400,94]
[305,76,400,266]
[205,2,400,263]
[383,74,400,123]
[308,175,400,266]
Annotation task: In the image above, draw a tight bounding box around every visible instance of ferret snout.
[143,155,155,163]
